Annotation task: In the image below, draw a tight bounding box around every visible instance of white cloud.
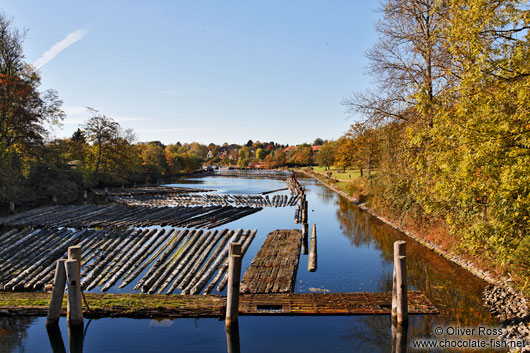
[34,28,88,69]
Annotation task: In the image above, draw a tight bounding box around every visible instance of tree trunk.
[95,140,102,174]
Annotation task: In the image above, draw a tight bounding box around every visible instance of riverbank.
[299,168,530,350]
[297,169,505,285]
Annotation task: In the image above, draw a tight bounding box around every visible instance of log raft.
[0,205,262,229]
[0,291,439,318]
[240,229,302,294]
[0,227,256,294]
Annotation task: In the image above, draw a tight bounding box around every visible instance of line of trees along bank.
[317,0,530,293]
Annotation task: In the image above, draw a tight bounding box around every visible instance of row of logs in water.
[0,205,261,229]
[111,193,299,208]
[0,226,256,295]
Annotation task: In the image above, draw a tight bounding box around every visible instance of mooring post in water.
[226,242,242,328]
[83,190,87,204]
[392,240,408,324]
[68,246,82,279]
[52,195,58,206]
[308,224,317,271]
[301,223,308,255]
[301,200,308,223]
[46,259,67,326]
[9,201,14,214]
[65,260,83,328]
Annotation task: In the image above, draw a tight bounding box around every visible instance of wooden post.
[83,190,87,204]
[104,187,108,196]
[392,241,408,324]
[9,201,14,214]
[225,242,242,328]
[46,259,67,326]
[294,205,300,224]
[68,246,82,280]
[65,260,83,327]
[52,195,58,205]
[301,223,308,255]
[308,224,317,272]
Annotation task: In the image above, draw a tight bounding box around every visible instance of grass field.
[310,166,362,181]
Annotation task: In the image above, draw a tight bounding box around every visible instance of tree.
[344,0,449,126]
[334,137,356,172]
[0,13,64,200]
[313,138,324,146]
[255,148,265,161]
[316,141,335,170]
[82,107,119,174]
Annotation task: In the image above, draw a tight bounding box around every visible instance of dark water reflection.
[1,173,500,352]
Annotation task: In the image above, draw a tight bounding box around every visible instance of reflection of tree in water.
[335,196,499,329]
[0,317,36,353]
[313,187,336,205]
[336,196,376,247]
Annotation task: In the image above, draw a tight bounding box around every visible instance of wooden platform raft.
[0,292,439,318]
[240,229,302,294]
[0,204,261,228]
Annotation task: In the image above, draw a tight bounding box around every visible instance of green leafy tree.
[316,141,335,170]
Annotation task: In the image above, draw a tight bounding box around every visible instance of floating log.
[308,224,317,272]
[216,230,257,292]
[111,193,295,208]
[119,229,176,289]
[240,229,302,294]
[189,229,243,295]
[136,230,189,291]
[177,229,228,291]
[204,230,250,294]
[149,230,205,294]
[181,230,234,295]
[166,230,220,294]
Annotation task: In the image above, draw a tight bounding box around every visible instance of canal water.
[0,171,499,352]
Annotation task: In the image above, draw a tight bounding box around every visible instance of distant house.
[283,145,321,154]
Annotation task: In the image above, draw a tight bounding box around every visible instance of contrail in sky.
[33,28,88,69]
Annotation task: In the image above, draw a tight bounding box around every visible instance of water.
[0,172,499,352]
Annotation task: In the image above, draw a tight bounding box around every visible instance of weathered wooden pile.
[0,205,261,228]
[111,193,299,208]
[0,226,256,294]
[240,229,302,294]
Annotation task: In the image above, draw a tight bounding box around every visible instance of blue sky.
[2,1,380,145]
